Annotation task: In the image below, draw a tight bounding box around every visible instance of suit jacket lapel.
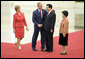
[48,11,52,17]
[37,9,41,18]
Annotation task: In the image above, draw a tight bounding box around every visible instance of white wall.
[1,1,81,44]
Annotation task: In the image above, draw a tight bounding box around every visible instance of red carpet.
[1,30,84,58]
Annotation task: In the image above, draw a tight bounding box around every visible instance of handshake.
[38,24,53,33]
[38,24,43,28]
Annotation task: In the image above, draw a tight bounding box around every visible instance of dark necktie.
[46,12,48,17]
[40,10,41,17]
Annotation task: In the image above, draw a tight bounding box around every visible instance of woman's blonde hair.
[14,5,20,11]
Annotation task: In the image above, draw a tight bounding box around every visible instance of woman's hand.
[26,26,29,31]
[63,33,66,37]
[13,28,15,33]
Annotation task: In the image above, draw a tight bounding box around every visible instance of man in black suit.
[44,4,56,52]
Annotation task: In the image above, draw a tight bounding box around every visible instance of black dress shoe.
[45,49,49,51]
[32,48,37,51]
[47,50,53,52]
[41,49,45,51]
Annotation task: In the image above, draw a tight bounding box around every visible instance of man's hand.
[50,29,53,33]
[38,24,43,28]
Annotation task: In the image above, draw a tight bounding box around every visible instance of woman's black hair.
[62,10,69,17]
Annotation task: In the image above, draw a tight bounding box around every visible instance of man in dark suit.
[32,2,47,51]
[44,4,56,52]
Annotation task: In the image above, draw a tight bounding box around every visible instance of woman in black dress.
[59,10,69,55]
